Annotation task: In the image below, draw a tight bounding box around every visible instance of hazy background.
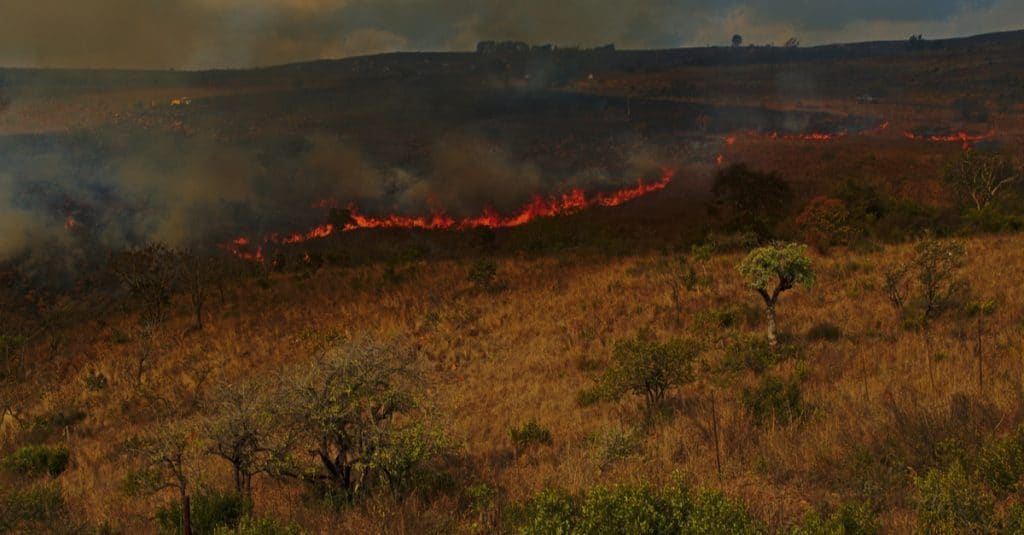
[0,0,1021,69]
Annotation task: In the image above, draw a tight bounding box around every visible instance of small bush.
[588,426,642,468]
[510,420,553,453]
[914,461,994,534]
[516,480,761,535]
[742,376,802,427]
[84,369,109,391]
[806,322,842,342]
[721,335,777,374]
[789,503,879,534]
[157,487,245,535]
[0,481,67,531]
[468,259,498,292]
[213,516,305,535]
[4,444,70,477]
[976,426,1024,497]
[596,336,701,411]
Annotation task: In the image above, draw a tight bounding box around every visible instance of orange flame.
[225,169,674,260]
[903,129,996,150]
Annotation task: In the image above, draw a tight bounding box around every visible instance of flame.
[903,129,996,150]
[64,216,79,230]
[225,169,674,260]
[715,154,724,165]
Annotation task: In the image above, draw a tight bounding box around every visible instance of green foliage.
[737,243,815,297]
[975,426,1024,497]
[720,334,778,374]
[0,481,67,532]
[913,236,968,322]
[806,322,842,342]
[597,336,701,410]
[157,487,245,535]
[742,375,802,427]
[789,503,879,535]
[588,425,642,468]
[212,515,305,535]
[370,423,448,497]
[4,444,70,477]
[914,461,994,534]
[576,485,671,535]
[511,420,553,452]
[517,480,761,535]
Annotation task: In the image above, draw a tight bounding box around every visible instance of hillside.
[2,29,1024,534]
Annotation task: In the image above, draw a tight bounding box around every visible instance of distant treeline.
[476,41,616,54]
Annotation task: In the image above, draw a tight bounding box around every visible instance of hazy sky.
[0,0,1021,69]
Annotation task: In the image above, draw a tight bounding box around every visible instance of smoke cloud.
[0,0,1019,69]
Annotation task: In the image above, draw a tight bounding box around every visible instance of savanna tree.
[124,422,200,535]
[737,243,815,346]
[711,164,793,236]
[944,151,1018,212]
[281,339,420,501]
[109,244,181,326]
[599,335,701,411]
[201,379,294,504]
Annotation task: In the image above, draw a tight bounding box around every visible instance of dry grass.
[5,231,1024,533]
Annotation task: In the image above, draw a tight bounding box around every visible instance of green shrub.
[721,335,777,374]
[588,426,642,468]
[157,487,245,535]
[576,485,670,535]
[0,481,67,531]
[597,336,701,411]
[684,489,762,534]
[914,461,994,534]
[806,322,842,342]
[742,376,802,427]
[1003,503,1024,534]
[975,426,1024,497]
[212,516,305,535]
[370,424,448,497]
[4,444,70,477]
[511,420,553,452]
[789,503,879,534]
[516,480,761,535]
[519,487,578,535]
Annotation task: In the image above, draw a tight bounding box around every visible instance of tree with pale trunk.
[944,151,1018,212]
[737,243,815,346]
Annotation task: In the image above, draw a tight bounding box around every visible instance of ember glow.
[903,129,996,150]
[225,169,674,260]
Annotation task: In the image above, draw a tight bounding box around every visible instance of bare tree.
[945,151,1018,212]
[201,378,295,505]
[124,422,200,535]
[109,244,181,327]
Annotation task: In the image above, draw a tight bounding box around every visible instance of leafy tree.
[711,164,793,236]
[732,34,743,47]
[915,461,995,534]
[597,335,701,411]
[944,151,1017,212]
[280,339,419,501]
[737,243,815,346]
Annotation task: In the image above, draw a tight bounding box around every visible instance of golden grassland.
[7,231,1024,533]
